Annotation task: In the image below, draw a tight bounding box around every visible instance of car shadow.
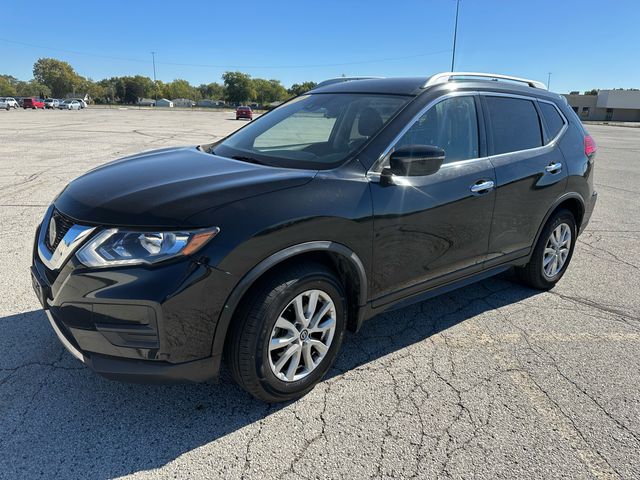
[0,271,539,478]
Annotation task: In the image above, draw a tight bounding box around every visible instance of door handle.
[470,180,495,194]
[545,162,562,174]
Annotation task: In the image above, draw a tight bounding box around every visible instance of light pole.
[151,51,157,102]
[547,72,552,90]
[451,0,461,71]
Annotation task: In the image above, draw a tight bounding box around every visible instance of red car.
[236,106,253,120]
[23,98,45,109]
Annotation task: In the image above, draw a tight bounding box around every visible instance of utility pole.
[451,0,460,71]
[547,72,552,90]
[151,51,157,102]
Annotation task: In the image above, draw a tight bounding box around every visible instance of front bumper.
[32,215,237,383]
[46,310,219,383]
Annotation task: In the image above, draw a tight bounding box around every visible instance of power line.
[0,37,451,70]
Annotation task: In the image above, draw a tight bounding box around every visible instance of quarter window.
[539,102,565,141]
[485,96,542,155]
[395,96,479,163]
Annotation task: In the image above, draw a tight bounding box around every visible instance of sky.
[1,0,639,94]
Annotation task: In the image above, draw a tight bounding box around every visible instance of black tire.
[225,262,346,403]
[516,209,577,290]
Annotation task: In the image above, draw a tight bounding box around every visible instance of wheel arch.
[531,193,585,253]
[210,241,368,364]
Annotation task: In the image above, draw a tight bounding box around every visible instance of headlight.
[76,227,220,268]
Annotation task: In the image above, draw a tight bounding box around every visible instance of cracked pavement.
[0,109,638,479]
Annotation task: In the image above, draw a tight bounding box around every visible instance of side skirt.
[356,260,525,331]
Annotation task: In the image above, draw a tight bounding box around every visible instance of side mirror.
[386,145,445,178]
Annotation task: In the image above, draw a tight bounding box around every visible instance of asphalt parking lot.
[0,108,638,480]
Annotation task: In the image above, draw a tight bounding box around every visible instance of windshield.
[213,93,410,169]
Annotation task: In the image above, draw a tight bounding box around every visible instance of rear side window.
[485,96,542,155]
[539,102,565,140]
[395,96,479,163]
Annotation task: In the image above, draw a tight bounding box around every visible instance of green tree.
[584,89,598,95]
[287,81,318,97]
[252,78,288,104]
[83,79,107,104]
[33,58,83,97]
[198,82,225,100]
[15,80,51,98]
[222,71,255,104]
[154,80,167,99]
[0,76,17,96]
[165,79,195,99]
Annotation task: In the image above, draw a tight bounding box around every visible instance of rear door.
[370,93,496,305]
[482,93,568,264]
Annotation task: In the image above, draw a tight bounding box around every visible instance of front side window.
[394,96,479,163]
[485,96,542,155]
[214,93,410,169]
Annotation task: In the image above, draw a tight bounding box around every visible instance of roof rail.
[314,76,385,89]
[424,72,547,90]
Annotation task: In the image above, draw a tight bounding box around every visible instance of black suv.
[31,72,597,402]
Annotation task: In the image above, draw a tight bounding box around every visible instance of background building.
[564,90,640,121]
[155,98,173,108]
[137,98,155,106]
[172,98,195,108]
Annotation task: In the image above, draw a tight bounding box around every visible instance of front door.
[370,94,496,306]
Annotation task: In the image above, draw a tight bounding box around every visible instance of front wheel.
[516,209,577,290]
[225,263,346,403]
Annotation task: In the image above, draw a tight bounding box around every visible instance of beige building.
[564,90,640,122]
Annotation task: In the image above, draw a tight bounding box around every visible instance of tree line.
[0,58,318,105]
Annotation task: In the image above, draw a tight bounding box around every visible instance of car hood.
[54,146,316,228]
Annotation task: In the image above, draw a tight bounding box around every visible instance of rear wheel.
[516,209,576,290]
[225,263,346,403]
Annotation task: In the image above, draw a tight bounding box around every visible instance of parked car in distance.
[236,105,253,120]
[32,72,597,403]
[58,99,82,110]
[23,97,45,109]
[44,99,60,109]
[0,97,19,109]
[67,98,87,108]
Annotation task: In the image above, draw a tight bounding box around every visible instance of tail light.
[584,135,597,157]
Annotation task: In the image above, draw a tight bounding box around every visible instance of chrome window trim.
[536,97,569,145]
[368,91,569,179]
[370,91,480,174]
[37,205,95,271]
[482,92,568,160]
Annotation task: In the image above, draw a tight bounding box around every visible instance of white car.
[0,97,19,110]
[58,99,82,110]
[44,98,60,109]
[68,98,87,108]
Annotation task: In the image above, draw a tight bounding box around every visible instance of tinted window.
[485,96,542,155]
[395,96,479,163]
[217,93,409,169]
[539,102,565,140]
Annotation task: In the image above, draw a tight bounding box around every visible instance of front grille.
[45,209,75,252]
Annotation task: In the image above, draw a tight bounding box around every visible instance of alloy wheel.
[268,289,336,382]
[542,223,571,278]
